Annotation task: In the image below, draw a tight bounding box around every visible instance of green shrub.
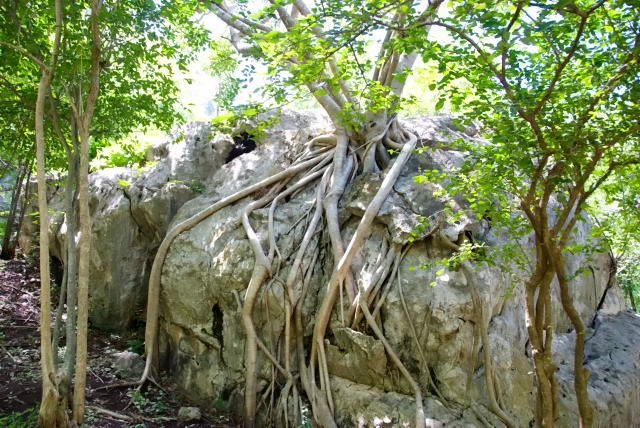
[0,406,38,427]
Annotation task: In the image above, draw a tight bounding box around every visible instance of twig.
[87,405,133,421]
[130,412,176,423]
[92,380,139,392]
[88,366,104,384]
[1,345,18,363]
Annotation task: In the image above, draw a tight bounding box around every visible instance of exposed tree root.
[397,254,445,401]
[438,230,516,428]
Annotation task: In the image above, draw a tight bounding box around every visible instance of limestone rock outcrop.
[44,110,639,426]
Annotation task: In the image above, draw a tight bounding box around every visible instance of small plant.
[299,403,312,428]
[0,406,38,427]
[187,180,205,193]
[127,387,171,415]
[117,179,132,189]
[213,397,229,411]
[126,338,145,355]
[84,407,99,425]
[128,388,150,412]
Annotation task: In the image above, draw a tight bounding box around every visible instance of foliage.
[92,140,149,170]
[126,338,145,355]
[0,406,39,427]
[127,388,171,415]
[207,39,242,111]
[408,5,637,236]
[206,0,444,129]
[0,0,209,170]
[91,129,166,170]
[187,180,205,193]
[592,164,640,310]
[411,0,640,296]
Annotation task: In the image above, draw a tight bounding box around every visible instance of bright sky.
[178,14,225,121]
[178,6,451,121]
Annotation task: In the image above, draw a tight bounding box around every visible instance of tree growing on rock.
[409,2,639,426]
[138,1,452,427]
[130,1,639,427]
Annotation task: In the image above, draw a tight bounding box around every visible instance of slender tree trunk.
[551,247,594,428]
[36,64,65,428]
[63,151,79,390]
[72,1,101,423]
[15,166,32,253]
[1,161,28,259]
[72,130,91,424]
[523,244,557,427]
[624,280,637,311]
[53,152,78,383]
[36,0,65,425]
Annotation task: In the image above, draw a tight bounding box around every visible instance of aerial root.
[348,240,396,327]
[357,288,427,428]
[132,145,333,395]
[371,248,402,320]
[438,230,516,428]
[397,255,445,401]
[307,130,418,426]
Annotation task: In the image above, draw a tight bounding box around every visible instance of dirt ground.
[0,258,240,427]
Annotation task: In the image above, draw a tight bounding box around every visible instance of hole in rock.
[50,255,64,289]
[212,304,224,344]
[225,132,256,164]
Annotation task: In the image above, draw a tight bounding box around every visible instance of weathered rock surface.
[44,122,244,330]
[111,350,145,379]
[177,406,202,421]
[555,310,640,427]
[44,111,639,426]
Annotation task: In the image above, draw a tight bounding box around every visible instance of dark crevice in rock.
[212,303,224,345]
[225,132,256,164]
[50,255,64,287]
[590,257,617,328]
[119,186,139,234]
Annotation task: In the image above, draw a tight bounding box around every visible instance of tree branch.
[532,13,589,115]
[576,31,640,127]
[0,40,49,70]
[501,1,525,76]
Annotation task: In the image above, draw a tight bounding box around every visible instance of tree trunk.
[36,0,65,425]
[14,164,32,256]
[36,67,64,428]
[523,247,557,427]
[35,49,67,428]
[624,280,637,311]
[72,1,101,423]
[62,152,79,391]
[72,128,91,424]
[14,164,33,254]
[1,161,28,259]
[551,247,594,428]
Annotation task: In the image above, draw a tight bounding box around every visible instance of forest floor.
[0,257,240,427]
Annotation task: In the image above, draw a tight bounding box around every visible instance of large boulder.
[152,112,635,426]
[40,110,638,425]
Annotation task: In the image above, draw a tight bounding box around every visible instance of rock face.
[46,111,639,426]
[111,351,145,379]
[44,121,242,330]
